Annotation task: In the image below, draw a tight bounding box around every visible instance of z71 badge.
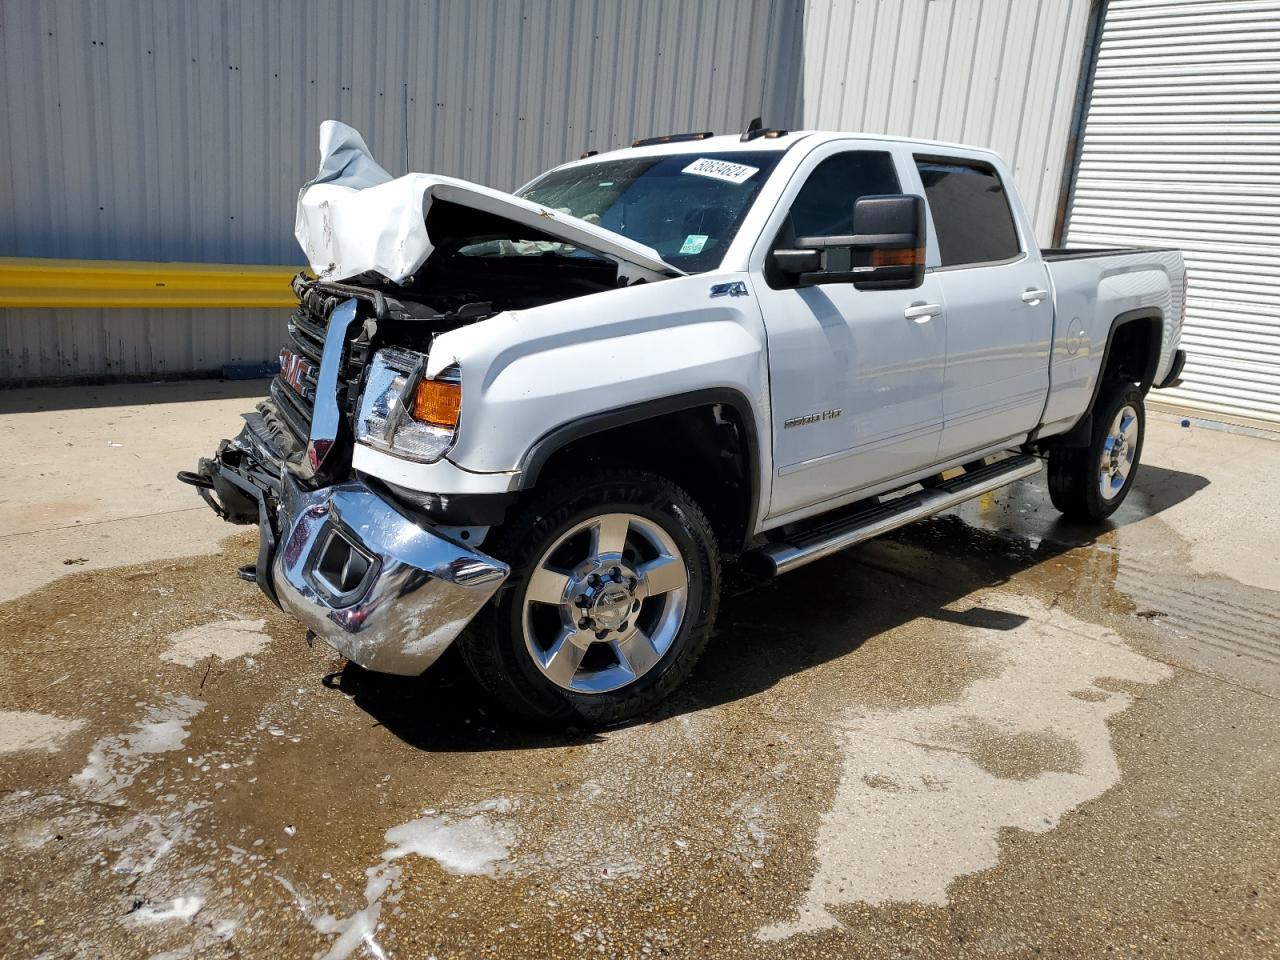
[784,409,842,429]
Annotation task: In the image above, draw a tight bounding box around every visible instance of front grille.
[272,295,368,448]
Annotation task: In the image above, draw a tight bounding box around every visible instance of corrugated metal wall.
[1,0,1091,382]
[797,0,1093,246]
[1065,0,1280,424]
[0,0,803,381]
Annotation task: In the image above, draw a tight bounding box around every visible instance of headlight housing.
[355,347,461,463]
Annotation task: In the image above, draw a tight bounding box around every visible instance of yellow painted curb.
[0,257,302,308]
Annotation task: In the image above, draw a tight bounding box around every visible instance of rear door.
[752,142,947,521]
[914,154,1054,460]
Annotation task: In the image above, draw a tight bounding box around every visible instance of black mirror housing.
[774,194,926,290]
[849,194,925,290]
[771,248,822,276]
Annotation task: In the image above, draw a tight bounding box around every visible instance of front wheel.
[1047,383,1145,521]
[458,469,720,727]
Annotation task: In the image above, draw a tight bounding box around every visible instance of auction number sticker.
[682,157,760,184]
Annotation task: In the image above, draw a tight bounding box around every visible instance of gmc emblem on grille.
[279,348,314,395]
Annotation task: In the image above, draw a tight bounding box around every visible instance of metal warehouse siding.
[0,0,804,381]
[1,0,1092,383]
[1066,0,1280,423]
[797,0,1093,245]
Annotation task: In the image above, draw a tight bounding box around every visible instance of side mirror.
[771,248,821,276]
[772,194,925,290]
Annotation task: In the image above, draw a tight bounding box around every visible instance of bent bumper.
[271,475,508,675]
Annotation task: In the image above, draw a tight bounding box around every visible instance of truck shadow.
[332,463,1208,752]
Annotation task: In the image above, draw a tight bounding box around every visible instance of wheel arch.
[1043,307,1162,450]
[1100,307,1164,397]
[517,388,762,554]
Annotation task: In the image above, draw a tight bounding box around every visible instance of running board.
[746,454,1042,577]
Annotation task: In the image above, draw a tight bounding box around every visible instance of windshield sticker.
[680,234,709,255]
[682,157,760,185]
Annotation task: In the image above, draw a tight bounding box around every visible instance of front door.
[754,147,947,520]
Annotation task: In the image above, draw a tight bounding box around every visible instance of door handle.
[904,301,942,322]
[1022,288,1050,305]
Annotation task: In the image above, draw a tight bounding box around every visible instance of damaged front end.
[181,274,508,675]
[183,120,682,676]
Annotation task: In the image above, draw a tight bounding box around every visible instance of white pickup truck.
[184,120,1186,725]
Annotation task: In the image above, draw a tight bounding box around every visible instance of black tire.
[1048,383,1145,521]
[457,469,720,727]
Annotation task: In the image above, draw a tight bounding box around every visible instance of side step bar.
[746,454,1043,577]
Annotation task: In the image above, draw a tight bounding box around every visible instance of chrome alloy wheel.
[521,512,689,694]
[1099,403,1140,501]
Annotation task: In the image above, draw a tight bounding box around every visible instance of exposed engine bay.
[340,199,632,339]
[187,118,685,555]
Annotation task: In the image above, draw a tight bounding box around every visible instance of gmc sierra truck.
[183,120,1187,726]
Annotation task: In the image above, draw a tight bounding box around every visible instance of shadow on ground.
[0,377,271,414]
[337,463,1209,752]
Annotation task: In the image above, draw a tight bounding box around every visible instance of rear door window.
[914,157,1021,267]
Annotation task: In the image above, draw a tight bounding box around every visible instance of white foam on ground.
[383,812,515,877]
[0,710,84,754]
[310,802,517,959]
[161,619,268,666]
[128,895,203,924]
[313,865,398,960]
[72,696,205,802]
[108,800,206,877]
[759,594,1172,941]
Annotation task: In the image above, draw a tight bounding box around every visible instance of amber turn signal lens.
[870,246,924,267]
[412,378,461,427]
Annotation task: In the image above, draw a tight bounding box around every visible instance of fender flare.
[1048,307,1164,448]
[518,387,763,546]
[1107,307,1165,396]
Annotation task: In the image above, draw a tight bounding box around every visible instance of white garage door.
[1065,0,1280,423]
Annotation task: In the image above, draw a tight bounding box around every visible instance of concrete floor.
[0,381,1277,959]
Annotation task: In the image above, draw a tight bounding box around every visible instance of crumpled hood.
[294,121,681,284]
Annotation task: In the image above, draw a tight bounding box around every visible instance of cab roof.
[549,129,1002,174]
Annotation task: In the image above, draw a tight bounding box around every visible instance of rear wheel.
[1048,383,1145,521]
[458,469,720,726]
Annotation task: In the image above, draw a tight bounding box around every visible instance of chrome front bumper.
[271,475,508,675]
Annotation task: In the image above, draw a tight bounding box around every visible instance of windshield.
[517,151,782,273]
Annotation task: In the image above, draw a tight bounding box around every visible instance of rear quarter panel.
[1041,249,1185,431]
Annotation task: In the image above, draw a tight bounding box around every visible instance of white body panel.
[911,150,1058,461]
[742,138,949,519]
[754,272,947,518]
[1039,249,1184,434]
[420,272,772,495]
[331,129,1184,537]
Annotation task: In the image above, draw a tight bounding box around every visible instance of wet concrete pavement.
[1,382,1278,959]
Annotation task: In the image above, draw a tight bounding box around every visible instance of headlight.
[355,347,461,463]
